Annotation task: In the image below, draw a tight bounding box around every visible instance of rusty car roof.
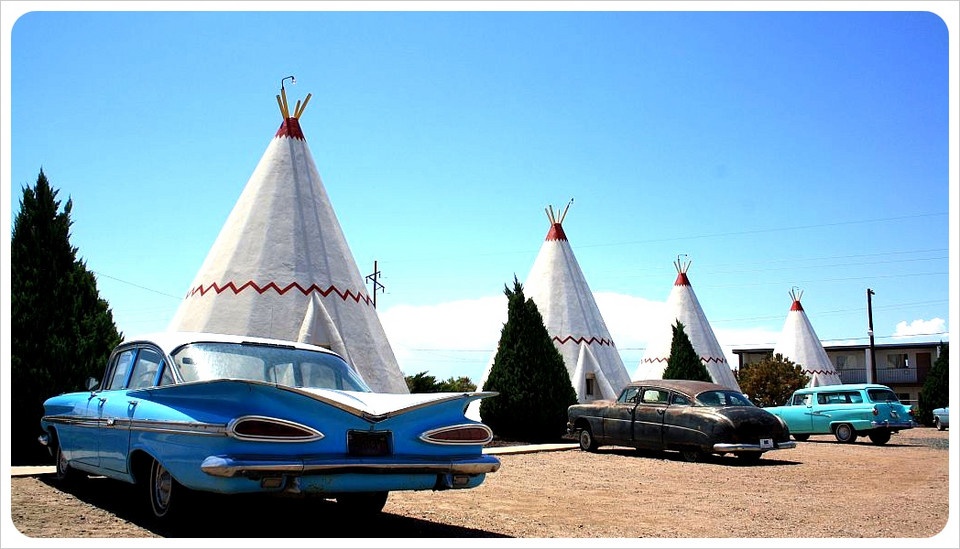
[629,379,732,398]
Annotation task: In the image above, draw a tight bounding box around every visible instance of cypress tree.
[661,321,712,382]
[480,277,577,442]
[11,170,122,464]
[916,342,949,426]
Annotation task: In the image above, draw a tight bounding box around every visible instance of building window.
[585,374,595,397]
[886,354,909,369]
[835,355,847,369]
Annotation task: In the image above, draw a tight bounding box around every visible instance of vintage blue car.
[39,332,500,521]
[764,383,914,445]
[932,407,949,431]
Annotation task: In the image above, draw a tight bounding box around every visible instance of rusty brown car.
[567,379,796,463]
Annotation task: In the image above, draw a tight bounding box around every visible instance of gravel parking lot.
[7,427,952,542]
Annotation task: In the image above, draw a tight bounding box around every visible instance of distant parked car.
[39,332,500,522]
[932,407,949,431]
[567,380,796,463]
[764,383,914,445]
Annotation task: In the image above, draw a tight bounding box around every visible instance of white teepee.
[632,258,740,390]
[168,85,408,393]
[772,289,842,387]
[475,203,632,405]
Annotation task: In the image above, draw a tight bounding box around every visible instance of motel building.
[732,341,945,407]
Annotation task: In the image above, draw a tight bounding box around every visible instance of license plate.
[760,438,774,449]
[347,431,392,456]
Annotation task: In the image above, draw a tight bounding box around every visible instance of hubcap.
[153,463,172,512]
[57,448,67,476]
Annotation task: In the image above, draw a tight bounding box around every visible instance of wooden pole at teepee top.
[558,198,573,224]
[280,86,290,118]
[296,93,312,119]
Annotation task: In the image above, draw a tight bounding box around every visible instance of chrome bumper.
[201,454,501,478]
[871,420,914,430]
[713,441,797,453]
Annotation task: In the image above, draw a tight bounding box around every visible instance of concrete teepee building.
[633,258,740,390]
[168,83,408,393]
[476,203,632,405]
[772,289,842,387]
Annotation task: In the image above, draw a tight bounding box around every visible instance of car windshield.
[695,390,755,407]
[867,388,901,403]
[171,342,371,392]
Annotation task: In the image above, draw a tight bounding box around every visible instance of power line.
[93,271,183,300]
[377,212,949,265]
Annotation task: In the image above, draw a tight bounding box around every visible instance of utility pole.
[365,260,385,308]
[867,288,876,384]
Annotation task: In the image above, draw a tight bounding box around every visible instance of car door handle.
[105,418,115,426]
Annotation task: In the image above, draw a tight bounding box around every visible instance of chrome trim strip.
[226,415,324,443]
[419,423,493,446]
[201,454,502,478]
[42,415,100,428]
[128,419,227,436]
[713,441,797,452]
[43,415,227,436]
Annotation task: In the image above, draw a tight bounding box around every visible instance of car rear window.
[867,389,901,403]
[696,390,754,407]
[172,342,371,392]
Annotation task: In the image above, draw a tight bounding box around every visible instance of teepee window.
[585,374,596,397]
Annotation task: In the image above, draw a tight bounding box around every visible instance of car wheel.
[53,437,78,483]
[578,427,599,452]
[792,434,810,442]
[868,430,891,445]
[834,423,857,443]
[336,491,389,514]
[736,452,762,464]
[148,459,185,521]
[935,418,944,431]
[680,448,706,463]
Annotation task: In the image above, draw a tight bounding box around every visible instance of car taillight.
[873,407,879,416]
[420,424,493,445]
[227,416,324,442]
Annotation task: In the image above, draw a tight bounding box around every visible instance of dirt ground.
[6,427,953,542]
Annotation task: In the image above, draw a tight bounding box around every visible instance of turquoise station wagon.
[764,384,914,445]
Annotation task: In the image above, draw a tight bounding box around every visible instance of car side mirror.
[86,377,100,391]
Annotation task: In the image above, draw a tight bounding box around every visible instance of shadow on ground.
[598,447,803,466]
[798,437,948,450]
[39,476,509,538]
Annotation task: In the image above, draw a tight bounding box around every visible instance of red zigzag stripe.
[187,281,373,306]
[642,356,728,364]
[553,336,615,347]
[805,369,840,375]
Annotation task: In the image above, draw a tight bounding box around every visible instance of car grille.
[347,430,392,457]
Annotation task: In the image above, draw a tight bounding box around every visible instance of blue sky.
[4,5,955,384]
